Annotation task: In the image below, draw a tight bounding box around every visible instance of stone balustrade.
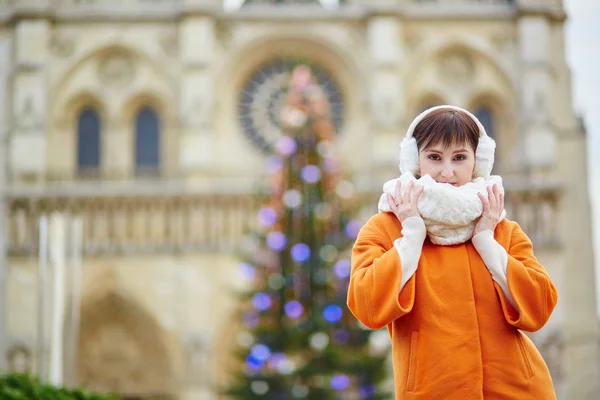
[5,182,561,256]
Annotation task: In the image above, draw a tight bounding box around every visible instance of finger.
[478,192,489,213]
[395,180,402,202]
[499,192,504,210]
[492,184,501,206]
[412,186,424,207]
[487,186,496,211]
[405,181,414,204]
[387,194,396,212]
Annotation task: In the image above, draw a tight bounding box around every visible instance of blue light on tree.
[251,344,272,362]
[323,304,343,323]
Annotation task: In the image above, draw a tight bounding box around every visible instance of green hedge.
[0,373,118,400]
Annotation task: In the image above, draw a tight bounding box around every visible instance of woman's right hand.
[387,180,424,223]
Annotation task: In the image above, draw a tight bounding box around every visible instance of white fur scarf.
[378,172,507,245]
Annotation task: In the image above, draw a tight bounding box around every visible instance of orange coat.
[348,212,558,399]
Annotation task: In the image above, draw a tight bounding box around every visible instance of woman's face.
[418,141,475,187]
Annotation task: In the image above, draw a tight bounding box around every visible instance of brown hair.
[412,108,479,153]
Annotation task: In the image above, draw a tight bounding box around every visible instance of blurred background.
[0,0,599,399]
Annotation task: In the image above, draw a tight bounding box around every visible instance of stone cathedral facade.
[0,0,598,399]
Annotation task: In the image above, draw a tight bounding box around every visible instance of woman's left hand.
[474,184,504,236]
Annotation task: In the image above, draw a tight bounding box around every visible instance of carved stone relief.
[80,324,144,391]
[159,29,178,57]
[6,343,32,373]
[97,51,136,88]
[49,31,76,59]
[437,52,475,86]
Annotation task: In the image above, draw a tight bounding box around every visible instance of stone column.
[552,15,600,400]
[0,32,13,373]
[366,16,405,188]
[516,14,557,179]
[178,15,217,176]
[10,19,50,183]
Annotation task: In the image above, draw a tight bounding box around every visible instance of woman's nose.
[441,163,454,178]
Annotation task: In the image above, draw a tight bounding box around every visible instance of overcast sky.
[564,0,600,313]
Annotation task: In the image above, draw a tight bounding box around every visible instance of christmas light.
[323,304,343,323]
[284,301,304,319]
[359,385,376,398]
[333,259,351,279]
[238,262,256,281]
[333,329,351,344]
[330,374,350,391]
[268,273,285,290]
[251,344,271,362]
[243,312,260,328]
[345,220,362,239]
[276,136,297,156]
[250,380,269,395]
[291,384,309,398]
[252,293,272,311]
[246,354,263,371]
[258,207,278,227]
[266,155,283,174]
[291,243,311,263]
[301,165,321,183]
[283,189,302,208]
[309,332,330,351]
[319,244,338,262]
[266,231,287,252]
[336,180,355,199]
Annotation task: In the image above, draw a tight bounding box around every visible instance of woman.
[347,105,558,399]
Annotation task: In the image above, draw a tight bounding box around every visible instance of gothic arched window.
[474,106,495,138]
[238,57,344,154]
[135,106,160,175]
[77,107,101,174]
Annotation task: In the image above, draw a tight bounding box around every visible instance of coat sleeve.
[495,223,558,332]
[347,217,417,330]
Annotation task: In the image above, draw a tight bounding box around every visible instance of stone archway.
[77,291,176,399]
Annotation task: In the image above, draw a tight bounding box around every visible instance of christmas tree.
[225,65,390,399]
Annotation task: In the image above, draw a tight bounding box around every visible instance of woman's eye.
[454,155,466,161]
[428,155,440,160]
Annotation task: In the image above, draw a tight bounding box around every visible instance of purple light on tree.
[322,157,339,174]
[268,352,287,370]
[265,155,283,174]
[276,136,297,157]
[345,220,362,239]
[330,374,350,391]
[252,293,272,312]
[258,207,278,227]
[238,262,256,281]
[243,312,260,328]
[359,385,376,398]
[301,165,321,183]
[333,329,351,345]
[333,259,351,279]
[284,301,304,319]
[291,243,311,263]
[267,231,287,252]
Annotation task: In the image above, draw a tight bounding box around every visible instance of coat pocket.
[406,331,419,391]
[516,331,535,379]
